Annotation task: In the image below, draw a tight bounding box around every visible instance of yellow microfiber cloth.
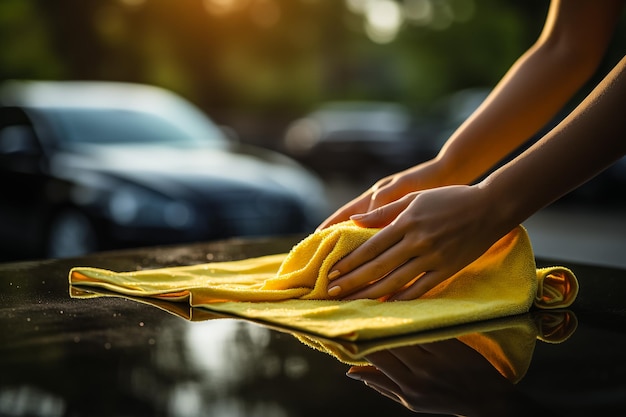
[69,221,578,341]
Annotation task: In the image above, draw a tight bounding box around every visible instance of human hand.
[326,184,509,300]
[318,160,448,230]
[346,339,521,416]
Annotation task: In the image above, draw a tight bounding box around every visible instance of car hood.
[49,144,328,207]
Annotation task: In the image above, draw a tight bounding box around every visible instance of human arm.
[327,54,626,301]
[318,0,624,230]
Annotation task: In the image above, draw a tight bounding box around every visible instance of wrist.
[473,178,518,238]
[408,156,465,189]
[431,151,490,186]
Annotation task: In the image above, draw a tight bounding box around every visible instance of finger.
[346,365,404,399]
[368,177,409,212]
[341,257,425,300]
[364,350,411,375]
[367,346,430,376]
[355,353,416,394]
[368,179,395,211]
[388,345,437,369]
[390,269,452,301]
[328,233,419,298]
[329,224,405,282]
[362,380,405,407]
[346,365,380,379]
[351,196,413,229]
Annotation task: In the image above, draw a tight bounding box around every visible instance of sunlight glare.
[365,0,403,44]
[203,0,249,16]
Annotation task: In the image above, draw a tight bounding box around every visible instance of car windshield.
[41,107,227,148]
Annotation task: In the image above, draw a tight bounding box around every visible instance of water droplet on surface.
[139,322,145,327]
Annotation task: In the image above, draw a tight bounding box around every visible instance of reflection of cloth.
[295,311,577,383]
[69,221,578,341]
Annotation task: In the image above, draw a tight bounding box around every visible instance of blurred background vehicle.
[281,101,430,182]
[423,87,491,153]
[0,80,329,261]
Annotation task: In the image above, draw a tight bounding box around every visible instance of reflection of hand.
[327,184,508,300]
[318,160,449,230]
[346,339,530,416]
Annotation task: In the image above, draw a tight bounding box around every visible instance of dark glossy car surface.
[0,81,329,261]
[1,236,626,416]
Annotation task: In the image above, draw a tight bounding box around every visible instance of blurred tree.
[1,0,622,146]
[0,0,64,80]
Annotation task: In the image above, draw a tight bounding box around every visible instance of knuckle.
[357,239,385,261]
[425,247,446,265]
[368,259,392,279]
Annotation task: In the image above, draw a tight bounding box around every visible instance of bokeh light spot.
[203,0,250,16]
[404,0,434,26]
[365,0,403,44]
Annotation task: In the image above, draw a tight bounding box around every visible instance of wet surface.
[1,235,626,416]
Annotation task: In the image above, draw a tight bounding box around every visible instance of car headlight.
[108,187,196,229]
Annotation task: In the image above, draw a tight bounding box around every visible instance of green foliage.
[0,0,64,80]
[2,0,622,143]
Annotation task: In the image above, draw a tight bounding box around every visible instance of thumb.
[350,197,410,228]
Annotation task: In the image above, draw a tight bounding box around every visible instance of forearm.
[481,55,626,233]
[433,0,623,185]
[437,46,595,184]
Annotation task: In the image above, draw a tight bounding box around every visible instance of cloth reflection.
[325,311,577,416]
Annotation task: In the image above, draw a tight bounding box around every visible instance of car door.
[0,107,60,260]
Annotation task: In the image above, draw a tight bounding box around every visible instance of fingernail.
[346,371,363,381]
[328,286,342,297]
[350,214,365,220]
[328,270,341,280]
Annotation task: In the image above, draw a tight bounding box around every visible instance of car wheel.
[46,209,98,258]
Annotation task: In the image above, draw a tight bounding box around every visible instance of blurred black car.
[0,80,329,261]
[281,101,429,181]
